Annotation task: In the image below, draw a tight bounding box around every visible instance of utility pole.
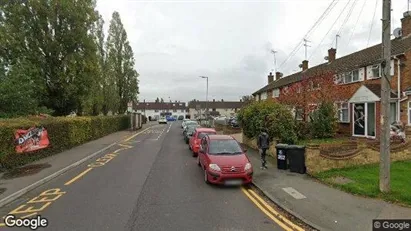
[380,0,391,193]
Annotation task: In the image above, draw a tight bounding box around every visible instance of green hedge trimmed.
[0,116,130,169]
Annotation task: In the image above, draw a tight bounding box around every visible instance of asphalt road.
[0,122,284,231]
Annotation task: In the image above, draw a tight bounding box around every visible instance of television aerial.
[393,28,402,38]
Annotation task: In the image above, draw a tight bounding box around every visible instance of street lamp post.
[199,76,208,119]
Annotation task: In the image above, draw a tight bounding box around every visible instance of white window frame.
[408,101,411,125]
[261,92,268,100]
[335,70,360,84]
[309,81,320,90]
[272,88,280,98]
[370,64,381,79]
[336,102,350,123]
[294,107,303,121]
[352,103,376,138]
[297,85,302,94]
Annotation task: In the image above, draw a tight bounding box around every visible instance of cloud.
[96,0,410,102]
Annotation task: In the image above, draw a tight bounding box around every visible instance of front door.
[353,102,376,137]
[353,103,365,136]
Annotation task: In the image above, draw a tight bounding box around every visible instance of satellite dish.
[279,72,283,77]
[298,64,303,68]
[324,56,329,60]
[393,28,402,38]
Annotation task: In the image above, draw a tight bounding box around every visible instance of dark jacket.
[257,132,269,149]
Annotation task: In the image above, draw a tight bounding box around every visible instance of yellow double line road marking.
[241,187,305,231]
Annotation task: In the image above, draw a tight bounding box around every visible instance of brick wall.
[337,123,351,136]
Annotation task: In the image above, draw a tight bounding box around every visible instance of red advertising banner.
[14,127,50,153]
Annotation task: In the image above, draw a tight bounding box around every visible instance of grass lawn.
[297,137,349,145]
[314,160,411,206]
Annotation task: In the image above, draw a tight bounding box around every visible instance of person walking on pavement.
[257,128,269,169]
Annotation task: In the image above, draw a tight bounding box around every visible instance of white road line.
[166,122,173,133]
[282,187,307,199]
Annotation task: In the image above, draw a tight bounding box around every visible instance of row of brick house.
[133,99,244,120]
[252,11,411,139]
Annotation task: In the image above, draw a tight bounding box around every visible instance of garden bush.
[0,115,130,169]
[237,100,297,143]
[309,102,338,138]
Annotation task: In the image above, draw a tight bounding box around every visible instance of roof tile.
[253,36,411,95]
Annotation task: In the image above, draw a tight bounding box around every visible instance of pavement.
[0,122,153,208]
[0,121,294,231]
[231,133,411,231]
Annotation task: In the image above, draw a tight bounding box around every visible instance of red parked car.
[189,128,217,157]
[197,134,253,186]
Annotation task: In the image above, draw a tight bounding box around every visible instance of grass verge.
[313,160,411,207]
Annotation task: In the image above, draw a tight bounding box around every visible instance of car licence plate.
[224,180,242,186]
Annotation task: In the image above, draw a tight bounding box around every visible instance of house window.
[173,109,177,112]
[155,109,159,112]
[389,102,398,124]
[261,92,267,100]
[272,89,280,98]
[336,102,350,123]
[370,65,381,79]
[310,81,320,90]
[282,86,289,95]
[173,104,175,106]
[297,86,302,94]
[408,101,411,125]
[294,107,303,121]
[338,70,360,84]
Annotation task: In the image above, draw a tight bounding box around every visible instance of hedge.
[237,100,297,144]
[0,115,130,169]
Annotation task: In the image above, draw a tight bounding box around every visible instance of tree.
[160,98,164,103]
[0,0,100,116]
[88,13,105,116]
[278,71,351,121]
[241,95,254,105]
[155,97,160,103]
[105,11,139,115]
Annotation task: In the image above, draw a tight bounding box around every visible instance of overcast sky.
[96,0,409,103]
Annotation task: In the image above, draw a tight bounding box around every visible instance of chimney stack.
[302,60,308,71]
[275,72,282,81]
[267,72,274,84]
[328,48,336,63]
[213,99,215,102]
[401,11,411,37]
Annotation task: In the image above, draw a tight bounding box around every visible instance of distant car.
[184,125,201,144]
[159,117,167,124]
[183,120,199,134]
[181,119,190,128]
[189,128,217,157]
[178,115,184,120]
[230,119,239,128]
[167,116,176,121]
[197,134,252,186]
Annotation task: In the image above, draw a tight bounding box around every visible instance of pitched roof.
[364,83,398,98]
[253,36,411,95]
[134,102,187,110]
[187,100,244,109]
